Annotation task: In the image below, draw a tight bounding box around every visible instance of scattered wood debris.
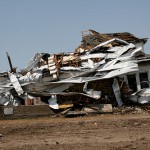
[0,29,150,117]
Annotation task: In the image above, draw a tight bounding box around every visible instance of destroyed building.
[0,29,150,117]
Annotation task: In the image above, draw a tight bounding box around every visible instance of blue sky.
[0,0,150,71]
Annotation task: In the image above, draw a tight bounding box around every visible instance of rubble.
[83,104,113,113]
[0,29,150,117]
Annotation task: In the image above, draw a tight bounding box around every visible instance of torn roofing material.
[0,29,149,109]
[77,29,148,52]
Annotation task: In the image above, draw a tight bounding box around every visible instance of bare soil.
[0,113,150,150]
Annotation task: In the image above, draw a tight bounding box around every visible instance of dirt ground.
[0,113,150,150]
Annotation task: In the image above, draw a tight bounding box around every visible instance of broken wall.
[59,78,115,106]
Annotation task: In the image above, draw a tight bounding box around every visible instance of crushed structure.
[0,29,150,116]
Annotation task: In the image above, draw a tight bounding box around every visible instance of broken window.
[139,72,149,89]
[127,74,137,92]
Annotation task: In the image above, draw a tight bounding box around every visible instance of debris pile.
[0,29,150,116]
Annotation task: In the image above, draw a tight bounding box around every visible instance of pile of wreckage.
[0,29,150,116]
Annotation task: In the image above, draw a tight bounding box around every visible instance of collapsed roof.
[0,29,149,109]
[77,29,147,51]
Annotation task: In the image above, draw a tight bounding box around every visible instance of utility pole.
[6,52,14,73]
